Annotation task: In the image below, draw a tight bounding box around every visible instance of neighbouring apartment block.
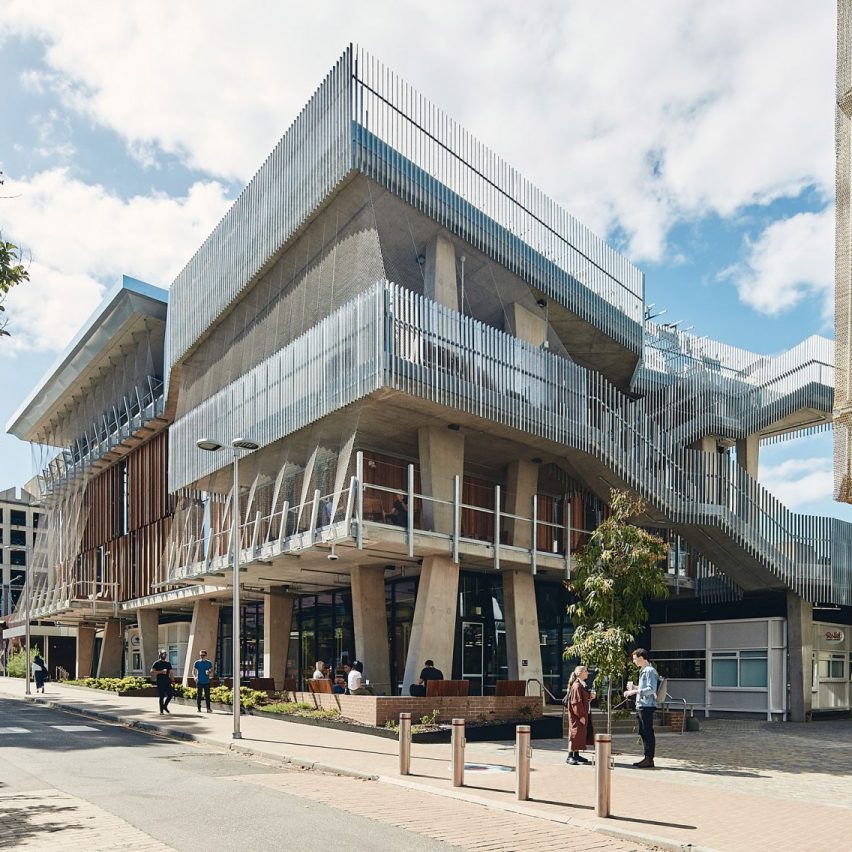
[6,46,851,719]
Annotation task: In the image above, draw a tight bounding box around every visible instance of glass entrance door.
[462,621,484,696]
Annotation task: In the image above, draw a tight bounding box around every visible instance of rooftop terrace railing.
[636,326,834,443]
[170,282,852,605]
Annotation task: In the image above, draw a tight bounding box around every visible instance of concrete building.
[7,47,852,718]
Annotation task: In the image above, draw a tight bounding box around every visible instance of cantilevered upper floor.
[166,45,646,409]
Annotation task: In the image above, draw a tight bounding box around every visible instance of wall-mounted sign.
[824,629,845,643]
[130,634,141,647]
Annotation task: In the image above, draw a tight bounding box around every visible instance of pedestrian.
[150,650,174,715]
[409,658,443,696]
[332,675,347,694]
[623,648,658,768]
[32,654,47,693]
[346,659,371,695]
[312,660,327,679]
[565,664,595,765]
[193,650,214,713]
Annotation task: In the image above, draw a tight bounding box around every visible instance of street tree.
[563,489,668,734]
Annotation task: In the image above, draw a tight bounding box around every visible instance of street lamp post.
[4,544,32,696]
[196,437,259,740]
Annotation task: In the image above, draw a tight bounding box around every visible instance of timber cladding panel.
[77,432,172,600]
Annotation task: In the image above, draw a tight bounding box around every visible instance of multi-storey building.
[5,277,173,679]
[8,47,852,718]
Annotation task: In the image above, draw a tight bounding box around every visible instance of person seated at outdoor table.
[389,494,408,527]
[332,675,347,694]
[312,660,327,680]
[347,659,373,695]
[409,659,443,696]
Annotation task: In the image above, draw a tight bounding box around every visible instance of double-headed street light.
[196,437,259,740]
[3,544,33,696]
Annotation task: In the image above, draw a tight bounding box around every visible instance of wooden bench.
[426,679,470,697]
[307,678,333,694]
[249,678,276,692]
[495,680,526,697]
[281,677,297,693]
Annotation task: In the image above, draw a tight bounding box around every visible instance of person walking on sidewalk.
[32,654,47,693]
[565,664,595,765]
[624,648,658,768]
[150,651,174,715]
[193,650,214,713]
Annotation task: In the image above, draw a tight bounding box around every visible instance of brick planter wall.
[291,692,542,726]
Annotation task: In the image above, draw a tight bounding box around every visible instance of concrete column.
[263,588,294,689]
[402,555,460,695]
[736,434,760,478]
[502,569,543,684]
[136,608,159,676]
[504,459,539,548]
[787,591,814,722]
[351,565,391,694]
[502,457,544,685]
[183,600,220,686]
[76,624,96,679]
[689,436,716,453]
[506,302,547,348]
[423,232,458,311]
[97,618,123,677]
[418,425,464,535]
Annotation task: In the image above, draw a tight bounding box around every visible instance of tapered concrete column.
[736,434,760,478]
[504,459,539,548]
[136,608,160,675]
[97,618,124,677]
[689,436,716,453]
[183,600,220,686]
[503,569,543,684]
[506,302,547,348]
[418,426,464,534]
[787,591,814,722]
[76,624,96,679]
[351,565,391,694]
[402,555,460,695]
[423,232,458,311]
[263,588,294,689]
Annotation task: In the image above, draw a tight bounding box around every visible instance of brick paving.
[0,788,172,850]
[229,769,643,851]
[2,678,851,851]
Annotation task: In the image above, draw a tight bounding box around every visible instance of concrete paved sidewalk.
[1,678,849,852]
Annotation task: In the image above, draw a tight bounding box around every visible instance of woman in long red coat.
[566,664,596,765]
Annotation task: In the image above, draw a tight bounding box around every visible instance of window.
[10,510,25,526]
[10,550,26,567]
[653,649,706,679]
[10,530,26,547]
[818,654,846,680]
[32,513,40,529]
[711,650,768,688]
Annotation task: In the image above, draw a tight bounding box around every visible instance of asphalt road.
[0,698,459,851]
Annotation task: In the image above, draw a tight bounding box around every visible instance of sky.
[0,0,847,520]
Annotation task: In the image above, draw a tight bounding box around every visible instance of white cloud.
[760,456,834,509]
[0,0,836,264]
[1,169,232,354]
[723,208,834,317]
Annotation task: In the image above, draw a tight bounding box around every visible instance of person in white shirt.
[344,660,371,695]
[312,660,327,680]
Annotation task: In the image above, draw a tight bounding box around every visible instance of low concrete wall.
[292,692,542,726]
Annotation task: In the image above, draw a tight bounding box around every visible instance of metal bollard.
[399,712,411,775]
[595,733,612,817]
[515,724,531,800]
[451,718,465,787]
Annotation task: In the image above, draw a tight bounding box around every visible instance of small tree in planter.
[563,489,668,734]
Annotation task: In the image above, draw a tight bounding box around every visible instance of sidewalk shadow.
[609,814,696,830]
[0,796,88,844]
[613,761,762,778]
